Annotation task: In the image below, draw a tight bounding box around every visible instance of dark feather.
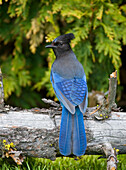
[53,33,75,43]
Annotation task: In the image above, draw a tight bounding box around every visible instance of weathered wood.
[102,143,118,170]
[90,70,120,120]
[108,70,117,113]
[0,108,126,160]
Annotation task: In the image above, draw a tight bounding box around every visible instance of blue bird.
[46,33,88,156]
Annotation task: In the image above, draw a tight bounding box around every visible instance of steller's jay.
[46,33,88,156]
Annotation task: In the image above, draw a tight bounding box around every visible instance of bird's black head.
[45,33,75,58]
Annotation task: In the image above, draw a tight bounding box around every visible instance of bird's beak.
[45,43,56,48]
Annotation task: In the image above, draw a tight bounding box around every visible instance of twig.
[89,106,101,115]
[42,98,60,107]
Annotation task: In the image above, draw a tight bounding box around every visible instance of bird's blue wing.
[51,71,75,113]
[56,78,87,105]
[51,71,87,114]
[79,75,88,113]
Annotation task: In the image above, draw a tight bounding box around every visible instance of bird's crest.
[53,33,75,43]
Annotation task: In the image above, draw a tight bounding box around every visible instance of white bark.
[0,108,126,160]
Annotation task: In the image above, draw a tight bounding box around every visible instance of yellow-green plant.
[2,140,15,151]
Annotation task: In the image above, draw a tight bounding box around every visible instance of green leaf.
[3,76,19,99]
[96,5,103,20]
[18,70,31,87]
[100,23,115,40]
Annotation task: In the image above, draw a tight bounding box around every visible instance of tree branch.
[90,71,120,120]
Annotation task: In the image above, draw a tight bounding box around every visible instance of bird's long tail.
[59,106,87,156]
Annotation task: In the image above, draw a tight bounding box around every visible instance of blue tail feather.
[59,106,87,156]
[59,106,72,156]
[73,107,87,156]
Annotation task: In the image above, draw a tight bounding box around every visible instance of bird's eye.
[54,42,63,46]
[59,42,63,46]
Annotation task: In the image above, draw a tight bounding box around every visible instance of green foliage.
[0,155,126,169]
[0,0,125,107]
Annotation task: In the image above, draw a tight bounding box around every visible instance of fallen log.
[0,107,126,161]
